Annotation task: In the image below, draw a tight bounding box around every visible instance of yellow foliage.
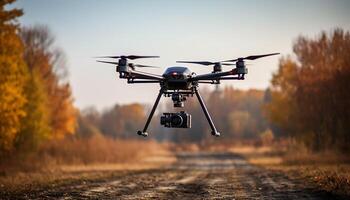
[20,26,77,139]
[15,69,51,152]
[0,1,27,153]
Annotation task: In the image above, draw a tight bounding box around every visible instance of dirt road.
[2,152,340,199]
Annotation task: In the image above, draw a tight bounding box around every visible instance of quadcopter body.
[96,53,279,137]
[162,67,193,90]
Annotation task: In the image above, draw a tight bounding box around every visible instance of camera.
[160,111,191,128]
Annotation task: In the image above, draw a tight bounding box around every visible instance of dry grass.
[230,143,350,197]
[0,135,176,190]
[2,137,349,197]
[167,139,266,153]
[38,135,169,164]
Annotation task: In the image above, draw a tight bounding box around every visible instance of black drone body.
[97,53,279,137]
[162,67,193,90]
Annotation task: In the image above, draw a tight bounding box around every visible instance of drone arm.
[191,68,238,81]
[196,76,243,84]
[129,70,164,80]
[127,80,160,84]
[197,81,215,84]
[218,76,243,80]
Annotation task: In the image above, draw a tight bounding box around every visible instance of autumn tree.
[118,104,146,138]
[99,103,146,138]
[20,25,76,139]
[15,69,51,152]
[0,0,27,154]
[156,86,268,143]
[221,87,267,139]
[265,29,350,152]
[99,105,124,138]
[75,106,101,138]
[264,57,299,138]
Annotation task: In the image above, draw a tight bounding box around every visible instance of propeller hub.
[119,58,128,66]
[213,63,222,72]
[236,60,245,68]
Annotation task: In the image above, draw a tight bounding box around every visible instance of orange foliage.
[0,0,27,153]
[20,25,77,138]
[265,29,350,152]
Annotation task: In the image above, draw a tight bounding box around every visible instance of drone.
[96,53,279,137]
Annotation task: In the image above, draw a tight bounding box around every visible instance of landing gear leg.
[137,88,164,137]
[194,88,220,137]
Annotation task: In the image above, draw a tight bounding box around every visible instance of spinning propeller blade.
[95,55,159,60]
[176,61,236,66]
[97,60,159,68]
[221,63,236,66]
[176,61,217,66]
[223,53,279,62]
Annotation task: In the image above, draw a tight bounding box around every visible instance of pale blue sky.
[12,0,350,109]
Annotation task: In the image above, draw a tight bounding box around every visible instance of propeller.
[95,55,159,60]
[96,60,159,68]
[222,53,280,62]
[176,61,234,66]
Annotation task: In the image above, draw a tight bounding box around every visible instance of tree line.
[1,0,349,160]
[75,87,269,143]
[0,0,75,158]
[264,29,350,153]
[76,29,350,154]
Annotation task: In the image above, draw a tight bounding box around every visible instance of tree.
[20,25,76,139]
[227,111,251,138]
[265,29,350,152]
[157,86,268,143]
[99,104,123,138]
[76,106,101,138]
[118,103,146,138]
[15,69,51,152]
[99,103,146,138]
[264,57,299,138]
[0,0,27,154]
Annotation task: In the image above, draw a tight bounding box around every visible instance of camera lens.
[171,115,183,126]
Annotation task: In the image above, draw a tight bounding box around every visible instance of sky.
[12,0,350,110]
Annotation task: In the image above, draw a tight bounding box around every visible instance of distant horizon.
[13,0,350,109]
